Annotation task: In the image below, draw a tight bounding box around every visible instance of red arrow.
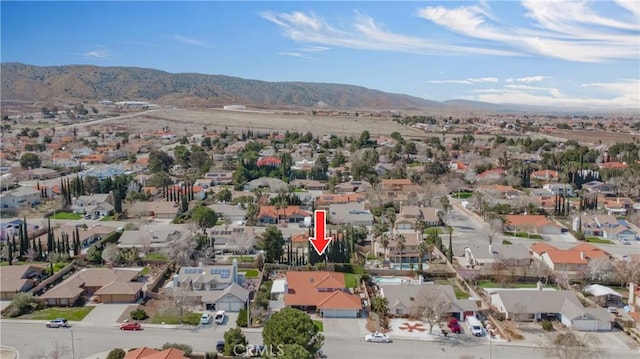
[309,210,332,255]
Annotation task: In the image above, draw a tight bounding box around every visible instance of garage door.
[572,319,597,331]
[216,302,244,312]
[323,309,357,318]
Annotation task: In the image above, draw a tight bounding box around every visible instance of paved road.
[2,321,638,359]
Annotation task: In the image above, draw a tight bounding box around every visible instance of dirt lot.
[80,108,425,137]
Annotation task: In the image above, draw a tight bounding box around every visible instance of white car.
[364,332,391,343]
[214,310,226,325]
[200,313,212,325]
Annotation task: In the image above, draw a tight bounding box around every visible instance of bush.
[130,308,148,321]
[237,308,248,327]
[501,239,512,245]
[106,348,126,359]
[205,352,217,359]
[162,343,192,355]
[7,293,38,317]
[541,320,553,331]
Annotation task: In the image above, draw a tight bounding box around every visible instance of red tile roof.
[284,271,360,310]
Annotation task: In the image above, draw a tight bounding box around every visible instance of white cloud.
[614,0,640,16]
[505,76,550,83]
[261,10,518,57]
[278,52,309,58]
[174,35,207,47]
[465,79,639,109]
[300,46,330,52]
[82,49,113,59]
[417,1,640,62]
[429,77,498,85]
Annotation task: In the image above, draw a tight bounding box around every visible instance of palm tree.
[371,296,389,316]
[440,196,450,226]
[381,233,390,261]
[386,207,397,232]
[396,233,406,269]
[417,240,429,272]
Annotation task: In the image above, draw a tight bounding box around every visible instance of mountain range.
[0,63,629,115]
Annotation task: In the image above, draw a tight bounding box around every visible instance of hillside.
[1,63,441,110]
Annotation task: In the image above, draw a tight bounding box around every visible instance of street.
[1,321,639,359]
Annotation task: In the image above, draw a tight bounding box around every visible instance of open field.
[81,108,426,137]
[552,130,636,145]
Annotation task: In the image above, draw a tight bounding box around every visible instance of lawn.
[143,253,169,261]
[241,269,260,278]
[586,237,611,244]
[140,267,150,276]
[22,306,95,321]
[50,212,82,220]
[453,286,468,299]
[423,227,441,236]
[227,256,255,263]
[99,215,113,221]
[451,192,473,199]
[344,273,361,288]
[503,231,544,240]
[313,320,324,332]
[151,311,201,325]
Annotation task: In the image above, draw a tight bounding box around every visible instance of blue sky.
[2,1,639,109]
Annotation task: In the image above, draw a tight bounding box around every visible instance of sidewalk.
[0,346,18,359]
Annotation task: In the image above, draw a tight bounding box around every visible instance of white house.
[0,187,41,209]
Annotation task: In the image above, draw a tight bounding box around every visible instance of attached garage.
[215,294,245,312]
[200,283,249,313]
[317,290,362,319]
[561,307,612,331]
[321,309,359,318]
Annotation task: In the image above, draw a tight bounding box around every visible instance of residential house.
[244,177,288,192]
[531,169,559,181]
[530,243,611,272]
[0,187,41,209]
[128,201,179,220]
[504,214,564,235]
[208,203,247,223]
[476,168,506,181]
[598,162,628,170]
[0,265,43,300]
[315,193,366,208]
[333,180,372,193]
[208,225,257,254]
[395,206,441,230]
[378,232,423,265]
[490,289,611,331]
[582,181,616,196]
[283,271,362,318]
[39,268,144,305]
[463,243,531,268]
[329,203,374,226]
[117,226,193,250]
[71,193,114,217]
[290,179,327,191]
[603,197,633,215]
[479,184,522,199]
[379,283,478,321]
[257,205,310,225]
[123,347,189,359]
[0,219,42,242]
[543,184,574,197]
[169,260,248,311]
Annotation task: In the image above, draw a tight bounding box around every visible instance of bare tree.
[541,332,604,359]
[168,234,196,266]
[101,244,121,264]
[25,247,37,262]
[485,216,504,245]
[585,257,616,283]
[412,286,451,335]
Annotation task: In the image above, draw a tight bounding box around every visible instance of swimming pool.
[374,277,412,284]
[390,263,429,270]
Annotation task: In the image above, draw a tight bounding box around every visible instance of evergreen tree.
[114,192,123,214]
[37,238,43,260]
[7,241,13,265]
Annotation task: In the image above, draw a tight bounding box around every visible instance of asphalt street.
[2,321,639,359]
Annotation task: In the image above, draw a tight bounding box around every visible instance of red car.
[448,318,461,334]
[120,322,142,331]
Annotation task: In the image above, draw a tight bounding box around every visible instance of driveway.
[323,318,368,338]
[83,304,132,325]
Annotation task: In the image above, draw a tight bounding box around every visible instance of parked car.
[607,307,619,314]
[448,318,462,334]
[120,322,142,331]
[214,310,226,325]
[45,318,69,328]
[200,313,212,325]
[315,349,328,358]
[364,332,392,343]
[216,340,225,353]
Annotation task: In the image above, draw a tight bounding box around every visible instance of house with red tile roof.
[476,168,506,181]
[530,242,611,272]
[283,271,362,318]
[124,347,189,359]
[598,162,628,170]
[257,205,310,226]
[256,156,281,167]
[531,169,559,181]
[505,214,564,235]
[315,193,366,207]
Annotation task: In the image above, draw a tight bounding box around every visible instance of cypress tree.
[37,238,43,260]
[7,241,13,265]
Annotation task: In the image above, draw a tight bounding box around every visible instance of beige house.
[0,265,43,300]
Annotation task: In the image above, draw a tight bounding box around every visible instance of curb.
[0,345,19,359]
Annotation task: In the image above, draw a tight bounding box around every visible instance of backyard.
[20,306,95,321]
[344,273,361,288]
[476,280,557,289]
[241,269,260,278]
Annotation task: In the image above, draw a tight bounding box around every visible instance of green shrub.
[237,308,248,327]
[161,343,192,355]
[106,348,125,359]
[7,293,38,317]
[130,308,148,321]
[541,320,553,331]
[502,239,512,245]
